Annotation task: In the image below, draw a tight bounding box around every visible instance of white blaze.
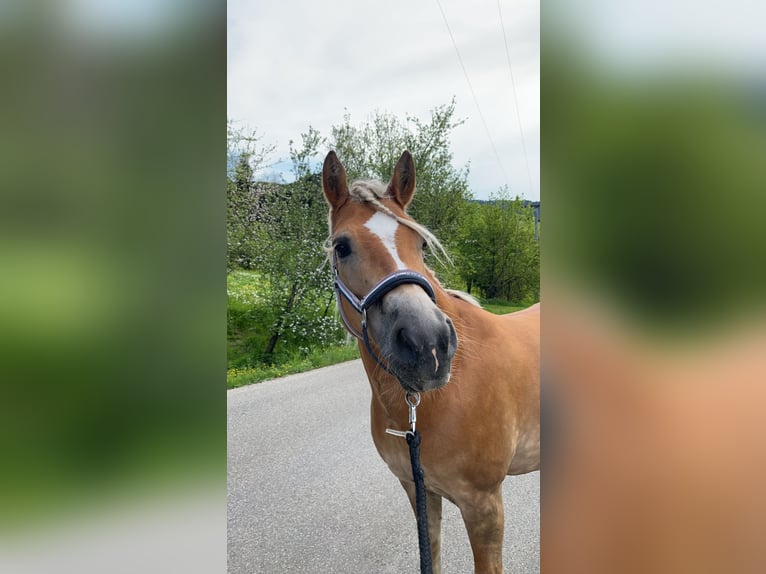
[364,211,406,270]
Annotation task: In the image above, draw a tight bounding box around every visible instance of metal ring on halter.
[406,391,420,433]
[406,392,421,408]
[386,391,421,439]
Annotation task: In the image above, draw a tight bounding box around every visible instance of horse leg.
[456,485,505,574]
[400,480,443,574]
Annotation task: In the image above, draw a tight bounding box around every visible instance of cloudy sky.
[228,0,539,201]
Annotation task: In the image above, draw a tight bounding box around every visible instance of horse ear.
[388,150,416,210]
[322,151,349,210]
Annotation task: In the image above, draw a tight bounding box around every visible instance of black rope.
[406,430,432,574]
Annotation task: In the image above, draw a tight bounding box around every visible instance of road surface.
[228,360,539,573]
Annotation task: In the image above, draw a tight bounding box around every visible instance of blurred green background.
[543,2,766,334]
[542,2,766,572]
[0,0,226,562]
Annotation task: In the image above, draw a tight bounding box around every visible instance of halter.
[332,253,436,377]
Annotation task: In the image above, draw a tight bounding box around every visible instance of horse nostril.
[395,326,419,364]
[437,334,449,354]
[439,318,453,350]
[396,326,413,349]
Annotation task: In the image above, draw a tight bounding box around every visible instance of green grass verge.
[480,298,526,315]
[227,342,360,389]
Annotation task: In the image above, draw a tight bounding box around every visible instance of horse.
[321,150,540,574]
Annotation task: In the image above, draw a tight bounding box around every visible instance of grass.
[227,342,359,388]
[481,299,526,315]
[226,269,353,388]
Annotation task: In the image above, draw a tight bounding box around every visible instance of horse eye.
[334,239,351,259]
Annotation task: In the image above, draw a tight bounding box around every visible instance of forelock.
[343,178,452,265]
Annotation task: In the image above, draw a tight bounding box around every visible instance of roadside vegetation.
[227,102,539,388]
[227,270,525,388]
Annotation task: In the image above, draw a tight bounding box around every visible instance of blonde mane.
[446,289,482,307]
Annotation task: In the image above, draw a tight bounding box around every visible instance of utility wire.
[434,0,509,186]
[497,0,535,198]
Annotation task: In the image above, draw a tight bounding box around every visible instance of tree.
[226,121,274,270]
[403,101,472,241]
[253,129,341,359]
[456,189,539,303]
[227,120,274,180]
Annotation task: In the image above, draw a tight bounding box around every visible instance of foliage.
[227,122,274,270]
[455,189,539,304]
[227,124,345,362]
[253,130,340,357]
[227,268,346,367]
[330,99,473,240]
[544,44,766,326]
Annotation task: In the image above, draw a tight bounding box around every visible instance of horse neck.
[435,285,477,334]
[359,345,406,419]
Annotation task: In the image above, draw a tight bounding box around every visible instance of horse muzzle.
[332,258,458,391]
[374,292,458,392]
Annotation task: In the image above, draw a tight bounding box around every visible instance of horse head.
[322,150,458,392]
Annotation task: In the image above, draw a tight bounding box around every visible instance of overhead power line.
[497,0,535,198]
[434,0,509,187]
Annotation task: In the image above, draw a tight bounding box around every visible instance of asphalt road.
[228,360,539,574]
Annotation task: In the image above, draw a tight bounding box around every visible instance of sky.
[227,0,540,201]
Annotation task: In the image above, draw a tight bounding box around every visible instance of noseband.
[332,253,436,376]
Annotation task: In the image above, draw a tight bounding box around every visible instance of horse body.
[322,150,539,574]
[368,300,539,574]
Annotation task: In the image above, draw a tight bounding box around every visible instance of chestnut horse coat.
[323,150,539,574]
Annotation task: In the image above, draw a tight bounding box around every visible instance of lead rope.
[386,393,432,574]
